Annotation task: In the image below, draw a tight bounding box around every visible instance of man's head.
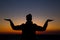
[26,14,32,21]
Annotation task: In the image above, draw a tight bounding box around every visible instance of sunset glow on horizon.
[0,17,60,34]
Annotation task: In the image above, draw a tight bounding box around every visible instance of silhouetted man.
[4,14,53,40]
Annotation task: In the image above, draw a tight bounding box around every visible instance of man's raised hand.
[47,19,53,22]
[4,18,11,21]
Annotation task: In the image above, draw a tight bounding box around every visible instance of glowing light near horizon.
[0,17,60,34]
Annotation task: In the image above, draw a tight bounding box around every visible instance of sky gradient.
[0,0,60,34]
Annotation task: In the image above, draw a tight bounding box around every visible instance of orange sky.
[0,17,60,34]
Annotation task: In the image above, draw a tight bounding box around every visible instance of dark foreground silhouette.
[0,34,60,40]
[4,14,53,40]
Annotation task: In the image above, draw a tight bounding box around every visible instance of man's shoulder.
[33,23,41,27]
[33,23,37,26]
[20,23,25,26]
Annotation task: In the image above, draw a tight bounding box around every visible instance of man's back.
[21,21,37,40]
[4,14,53,40]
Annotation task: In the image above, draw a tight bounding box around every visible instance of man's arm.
[4,19,22,30]
[36,19,53,31]
[42,19,53,31]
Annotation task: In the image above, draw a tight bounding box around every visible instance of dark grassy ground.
[0,34,60,40]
